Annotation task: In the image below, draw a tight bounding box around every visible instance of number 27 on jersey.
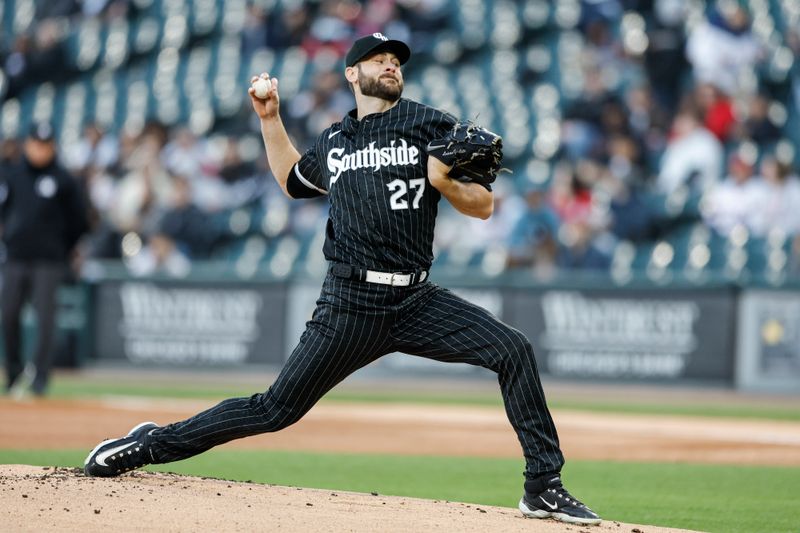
[386,178,425,210]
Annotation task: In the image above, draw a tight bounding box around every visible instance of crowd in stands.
[1,0,799,281]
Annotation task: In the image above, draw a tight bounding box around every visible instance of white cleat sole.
[518,498,602,526]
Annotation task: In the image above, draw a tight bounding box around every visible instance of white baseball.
[252,77,271,98]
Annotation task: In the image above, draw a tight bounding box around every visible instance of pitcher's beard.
[358,70,403,102]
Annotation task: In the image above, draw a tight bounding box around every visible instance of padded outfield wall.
[5,268,799,393]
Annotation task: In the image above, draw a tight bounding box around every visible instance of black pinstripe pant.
[149,273,564,477]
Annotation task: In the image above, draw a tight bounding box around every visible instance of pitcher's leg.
[149,302,394,463]
[393,286,563,475]
[393,288,601,524]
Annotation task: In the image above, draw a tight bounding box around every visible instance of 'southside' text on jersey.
[327,139,420,185]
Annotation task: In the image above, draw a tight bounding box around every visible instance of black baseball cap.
[28,121,55,142]
[345,33,411,67]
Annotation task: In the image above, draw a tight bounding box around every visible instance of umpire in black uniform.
[84,35,600,525]
[0,122,88,396]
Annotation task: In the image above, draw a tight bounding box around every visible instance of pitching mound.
[1,465,698,533]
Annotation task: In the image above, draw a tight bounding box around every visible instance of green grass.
[546,399,800,421]
[47,378,800,421]
[2,449,797,533]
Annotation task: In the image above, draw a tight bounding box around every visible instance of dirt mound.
[1,465,698,533]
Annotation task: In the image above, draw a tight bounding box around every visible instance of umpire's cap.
[27,121,56,143]
[345,33,410,67]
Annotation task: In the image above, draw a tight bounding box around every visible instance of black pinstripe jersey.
[289,98,458,271]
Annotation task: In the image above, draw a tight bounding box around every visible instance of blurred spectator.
[161,127,230,212]
[749,156,800,237]
[602,135,658,241]
[218,138,257,184]
[580,4,624,70]
[241,3,269,56]
[702,152,760,235]
[0,0,796,281]
[286,194,327,240]
[606,134,647,187]
[26,20,70,87]
[303,0,361,58]
[286,70,353,139]
[65,124,122,260]
[161,127,214,178]
[506,184,559,271]
[3,35,33,101]
[644,0,690,112]
[550,161,612,270]
[63,123,120,178]
[550,161,595,225]
[695,82,737,142]
[356,0,411,43]
[624,84,669,155]
[740,93,783,145]
[82,130,143,256]
[432,178,520,262]
[0,139,21,165]
[0,122,89,396]
[82,165,123,259]
[656,105,724,194]
[109,132,174,237]
[264,6,311,50]
[686,3,761,96]
[441,179,525,255]
[561,68,611,161]
[157,174,228,259]
[556,221,613,270]
[600,97,632,139]
[395,0,449,55]
[126,233,191,278]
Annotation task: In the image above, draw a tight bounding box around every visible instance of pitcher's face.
[355,52,404,102]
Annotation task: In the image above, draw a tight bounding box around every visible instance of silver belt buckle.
[390,272,399,286]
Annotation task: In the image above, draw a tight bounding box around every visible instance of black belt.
[330,264,429,287]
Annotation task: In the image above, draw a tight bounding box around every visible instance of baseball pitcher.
[84,34,600,526]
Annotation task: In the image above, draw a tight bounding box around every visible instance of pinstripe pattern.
[150,276,564,476]
[147,97,565,480]
[295,99,456,271]
[392,285,563,473]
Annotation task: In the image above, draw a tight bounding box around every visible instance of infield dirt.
[2,376,799,532]
[1,465,699,533]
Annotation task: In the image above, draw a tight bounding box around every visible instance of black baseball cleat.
[519,475,601,525]
[84,422,159,477]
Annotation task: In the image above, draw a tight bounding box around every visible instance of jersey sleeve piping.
[293,163,328,195]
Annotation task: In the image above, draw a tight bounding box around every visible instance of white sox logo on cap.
[346,33,410,66]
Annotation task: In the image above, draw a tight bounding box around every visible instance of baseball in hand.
[252,77,271,99]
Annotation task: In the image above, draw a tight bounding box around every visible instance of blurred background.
[1,0,799,393]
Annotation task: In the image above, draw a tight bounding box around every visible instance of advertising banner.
[505,288,737,384]
[93,280,287,366]
[737,290,800,392]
